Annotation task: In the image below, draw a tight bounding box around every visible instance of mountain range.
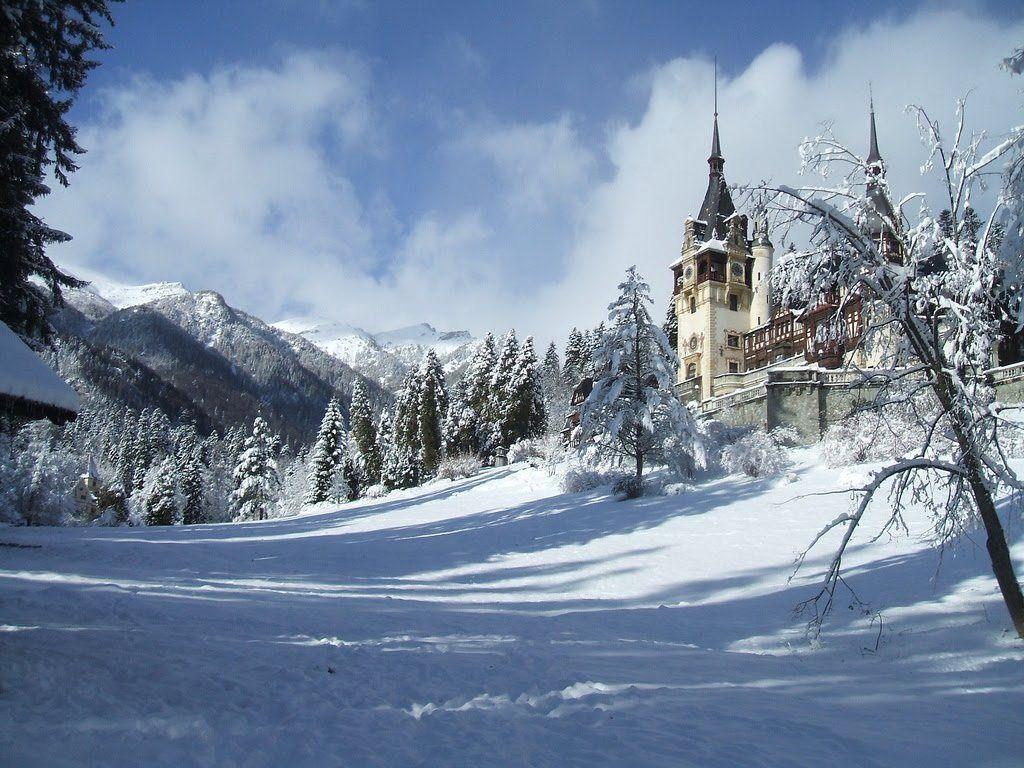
[50,270,480,443]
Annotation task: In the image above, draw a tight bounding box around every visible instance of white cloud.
[466,114,594,214]
[530,8,1024,336]
[39,8,1024,346]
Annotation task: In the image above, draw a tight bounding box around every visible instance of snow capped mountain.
[273,318,479,391]
[273,317,381,367]
[59,265,478,399]
[375,323,474,355]
[68,265,191,310]
[55,267,388,442]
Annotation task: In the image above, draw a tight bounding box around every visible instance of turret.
[750,214,773,328]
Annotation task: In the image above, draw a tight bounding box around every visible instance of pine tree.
[497,336,546,446]
[382,373,423,489]
[417,350,448,475]
[663,296,679,352]
[349,380,381,485]
[582,322,606,376]
[144,458,179,527]
[541,341,567,435]
[489,329,520,442]
[306,397,346,504]
[563,328,585,386]
[579,266,702,484]
[442,390,478,456]
[114,410,138,493]
[231,416,280,521]
[465,332,497,417]
[176,428,204,525]
[0,1,115,341]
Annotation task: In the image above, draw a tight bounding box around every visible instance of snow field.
[1,452,1023,766]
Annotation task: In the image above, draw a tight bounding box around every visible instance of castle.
[669,106,1024,438]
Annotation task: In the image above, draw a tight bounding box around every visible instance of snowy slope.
[51,267,386,441]
[2,449,1023,766]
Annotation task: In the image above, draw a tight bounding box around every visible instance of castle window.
[728,294,738,312]
[727,333,740,349]
[689,296,696,314]
[686,362,697,380]
[728,361,740,373]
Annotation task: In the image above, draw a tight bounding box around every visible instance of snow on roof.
[695,238,728,255]
[0,321,80,412]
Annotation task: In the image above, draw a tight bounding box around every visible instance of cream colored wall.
[674,240,753,400]
[750,243,773,328]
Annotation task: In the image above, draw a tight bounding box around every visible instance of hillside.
[2,449,1022,766]
[51,275,388,443]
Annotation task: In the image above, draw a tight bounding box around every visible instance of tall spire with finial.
[867,84,882,166]
[708,57,723,174]
[698,56,734,239]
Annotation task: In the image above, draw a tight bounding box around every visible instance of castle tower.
[750,214,774,328]
[671,112,754,401]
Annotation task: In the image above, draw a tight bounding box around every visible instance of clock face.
[683,265,694,280]
[730,262,744,278]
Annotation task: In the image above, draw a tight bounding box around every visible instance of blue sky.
[45,1,1024,339]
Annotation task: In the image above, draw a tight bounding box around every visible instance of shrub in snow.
[661,482,688,497]
[820,404,933,467]
[559,466,608,494]
[436,454,481,481]
[612,474,643,500]
[362,483,388,499]
[721,429,790,478]
[507,434,565,469]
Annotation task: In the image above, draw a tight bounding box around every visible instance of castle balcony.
[743,312,807,371]
[676,376,702,403]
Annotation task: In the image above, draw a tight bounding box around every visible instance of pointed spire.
[696,57,733,239]
[708,58,724,175]
[867,86,882,165]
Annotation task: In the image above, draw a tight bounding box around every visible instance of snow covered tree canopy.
[579,266,703,481]
[762,89,1024,637]
[0,1,115,341]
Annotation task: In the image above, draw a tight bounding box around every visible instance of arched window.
[689,296,697,314]
[686,362,697,380]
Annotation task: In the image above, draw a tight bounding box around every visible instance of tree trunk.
[934,373,1024,639]
[969,462,1024,639]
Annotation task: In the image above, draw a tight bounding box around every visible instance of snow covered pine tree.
[0,1,115,341]
[382,372,423,489]
[144,458,179,526]
[306,397,346,504]
[349,380,382,486]
[417,350,449,476]
[579,266,703,493]
[768,85,1024,637]
[231,416,280,521]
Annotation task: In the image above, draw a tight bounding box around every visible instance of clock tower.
[670,112,761,401]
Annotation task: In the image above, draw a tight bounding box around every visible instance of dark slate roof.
[867,102,882,165]
[697,115,735,240]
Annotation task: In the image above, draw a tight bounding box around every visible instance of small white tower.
[750,214,774,328]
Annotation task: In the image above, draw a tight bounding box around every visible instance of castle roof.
[697,114,736,241]
[864,100,897,234]
[867,101,882,165]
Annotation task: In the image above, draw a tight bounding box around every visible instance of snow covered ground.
[2,450,1023,766]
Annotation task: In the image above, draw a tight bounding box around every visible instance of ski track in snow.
[1,453,1023,767]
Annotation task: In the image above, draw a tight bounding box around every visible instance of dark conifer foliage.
[0,0,117,341]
